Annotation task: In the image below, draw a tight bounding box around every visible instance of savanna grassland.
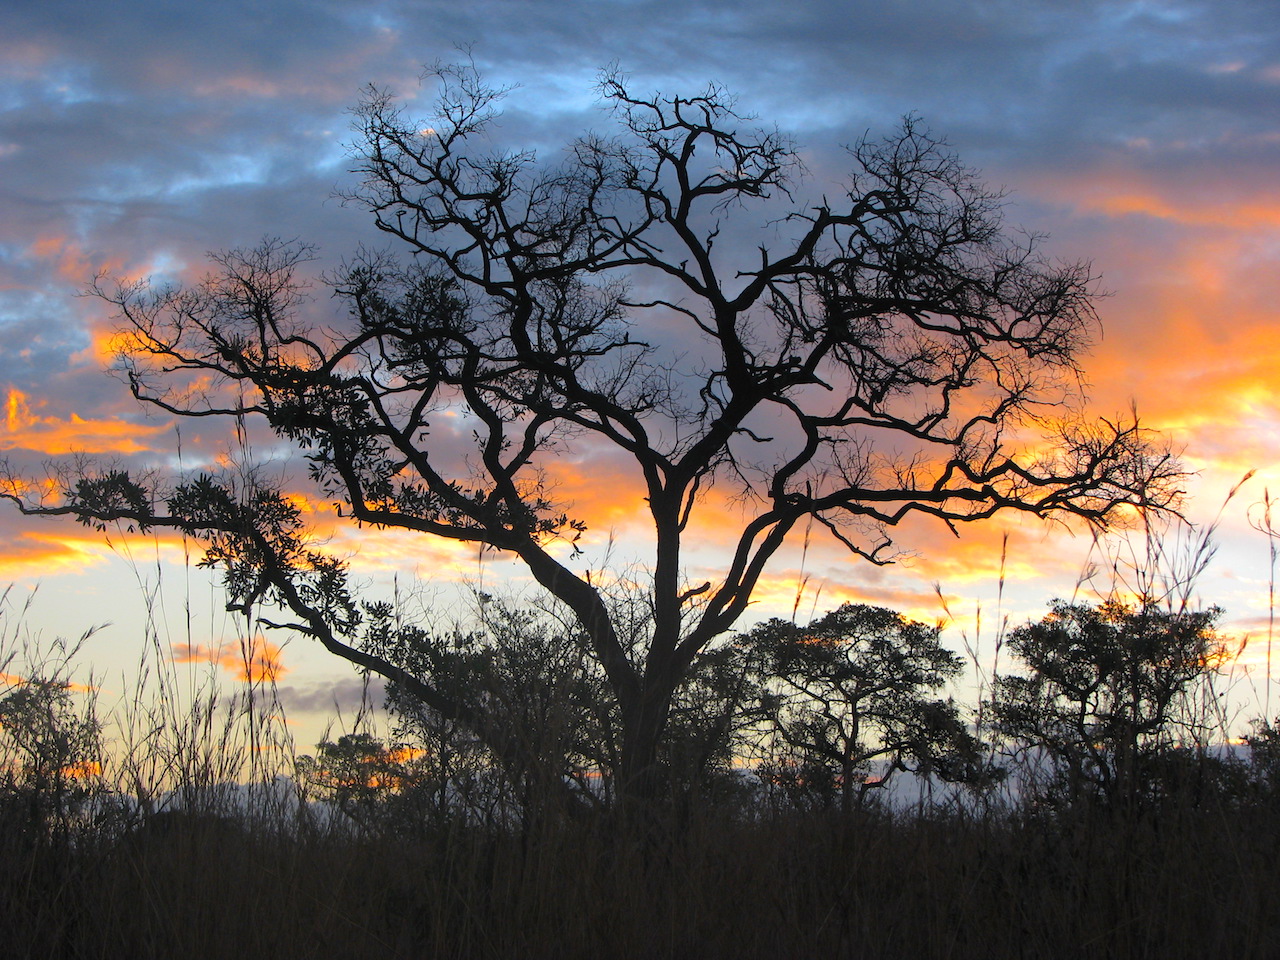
[3,577,1280,960]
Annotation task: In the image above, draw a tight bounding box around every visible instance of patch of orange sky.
[275,491,488,580]
[1086,283,1277,417]
[172,637,289,684]
[1022,170,1280,527]
[1089,190,1280,230]
[0,671,97,694]
[69,324,142,370]
[0,531,117,580]
[2,387,170,456]
[26,234,130,286]
[58,760,103,781]
[23,231,209,367]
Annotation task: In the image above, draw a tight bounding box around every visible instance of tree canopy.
[993,598,1223,808]
[741,603,981,813]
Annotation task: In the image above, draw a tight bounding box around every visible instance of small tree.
[1245,718,1280,799]
[741,604,980,813]
[371,595,611,819]
[3,62,1181,804]
[0,674,103,840]
[297,732,421,830]
[992,599,1223,810]
[656,638,766,811]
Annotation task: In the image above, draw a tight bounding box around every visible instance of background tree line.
[5,571,1280,837]
[286,582,1275,828]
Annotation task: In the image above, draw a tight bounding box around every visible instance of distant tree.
[2,61,1181,804]
[297,732,414,829]
[992,599,1223,809]
[0,674,103,839]
[1245,717,1280,798]
[370,594,611,819]
[740,604,982,813]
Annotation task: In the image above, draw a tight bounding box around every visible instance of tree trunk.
[616,686,674,807]
[841,751,856,817]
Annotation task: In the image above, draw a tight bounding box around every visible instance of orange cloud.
[1088,191,1280,230]
[172,637,288,683]
[6,388,26,431]
[0,530,116,579]
[69,325,143,370]
[285,490,486,580]
[26,234,128,285]
[731,567,947,627]
[1010,173,1280,504]
[2,387,171,456]
[541,457,652,534]
[1026,164,1280,233]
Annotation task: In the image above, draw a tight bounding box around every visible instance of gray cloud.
[274,674,387,716]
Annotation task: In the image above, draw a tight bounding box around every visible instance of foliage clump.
[993,598,1226,810]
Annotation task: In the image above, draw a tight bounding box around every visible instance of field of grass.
[3,575,1279,960]
[3,791,1278,959]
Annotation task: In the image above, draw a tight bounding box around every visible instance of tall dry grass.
[2,790,1278,959]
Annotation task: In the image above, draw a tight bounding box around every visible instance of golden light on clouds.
[70,324,142,369]
[729,569,946,626]
[2,387,170,456]
[5,388,25,432]
[1087,191,1280,230]
[0,531,115,579]
[172,636,289,683]
[535,456,652,535]
[27,234,127,285]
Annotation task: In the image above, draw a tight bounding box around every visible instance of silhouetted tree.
[992,599,1223,809]
[1245,717,1280,800]
[371,594,611,819]
[657,638,765,809]
[0,674,103,840]
[3,61,1181,804]
[740,604,980,813]
[297,732,418,829]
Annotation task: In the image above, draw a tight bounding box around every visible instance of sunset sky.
[2,0,1279,740]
